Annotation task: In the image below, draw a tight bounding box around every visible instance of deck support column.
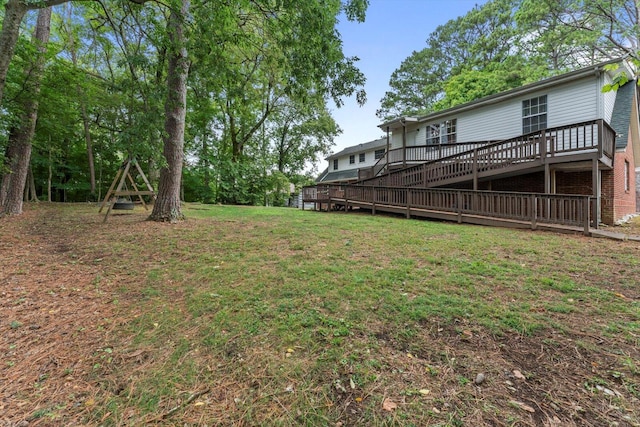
[531,195,537,230]
[406,188,411,219]
[583,197,591,235]
[472,149,478,191]
[592,158,599,228]
[372,186,377,215]
[544,163,551,194]
[386,126,390,156]
[402,120,407,167]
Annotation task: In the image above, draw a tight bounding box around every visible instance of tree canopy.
[0,0,368,213]
[378,0,640,120]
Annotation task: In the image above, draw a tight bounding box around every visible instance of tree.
[148,0,188,222]
[0,0,83,107]
[378,0,519,119]
[0,6,52,215]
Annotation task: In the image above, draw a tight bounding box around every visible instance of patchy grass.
[1,203,639,426]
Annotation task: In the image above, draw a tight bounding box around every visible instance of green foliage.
[379,0,640,120]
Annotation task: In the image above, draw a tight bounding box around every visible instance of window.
[374,149,385,159]
[333,159,338,170]
[522,95,547,134]
[426,124,440,145]
[625,160,630,192]
[440,119,457,143]
[359,153,365,162]
[349,154,355,164]
[426,120,456,144]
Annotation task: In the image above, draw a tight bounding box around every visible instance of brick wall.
[610,134,637,220]
[480,172,545,193]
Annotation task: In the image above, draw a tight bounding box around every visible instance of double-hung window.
[374,149,385,159]
[359,153,365,162]
[333,159,338,170]
[349,155,355,164]
[440,119,456,143]
[522,95,547,134]
[426,119,456,144]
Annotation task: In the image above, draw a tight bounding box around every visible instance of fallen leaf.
[194,401,205,407]
[418,389,430,395]
[614,292,626,299]
[407,352,414,358]
[286,348,294,353]
[382,398,397,412]
[355,397,363,402]
[513,370,526,380]
[349,378,356,389]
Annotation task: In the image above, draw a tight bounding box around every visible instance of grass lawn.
[1,203,639,426]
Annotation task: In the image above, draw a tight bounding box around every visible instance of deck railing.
[359,120,615,188]
[303,184,592,231]
[359,141,493,180]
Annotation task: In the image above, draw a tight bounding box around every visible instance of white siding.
[332,147,387,172]
[603,73,616,123]
[548,77,598,127]
[451,75,600,143]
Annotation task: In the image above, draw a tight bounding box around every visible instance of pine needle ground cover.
[1,203,639,426]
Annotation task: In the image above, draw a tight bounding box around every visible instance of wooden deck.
[358,120,615,189]
[304,120,616,233]
[302,185,592,234]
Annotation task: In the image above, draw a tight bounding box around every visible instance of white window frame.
[522,95,547,134]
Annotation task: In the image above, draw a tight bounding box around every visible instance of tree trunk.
[0,7,52,215]
[0,0,28,107]
[149,0,189,222]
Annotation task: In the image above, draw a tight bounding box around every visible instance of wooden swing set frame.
[99,157,156,222]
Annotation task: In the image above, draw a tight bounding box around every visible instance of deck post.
[531,195,537,230]
[457,191,463,223]
[406,188,411,218]
[372,186,377,215]
[472,149,478,191]
[583,197,591,235]
[402,120,407,167]
[591,158,599,228]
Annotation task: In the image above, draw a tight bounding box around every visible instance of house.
[309,58,639,227]
[316,137,387,183]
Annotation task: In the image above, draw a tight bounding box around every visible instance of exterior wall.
[606,136,637,221]
[484,172,545,193]
[603,73,616,123]
[395,75,602,145]
[637,167,640,212]
[556,171,593,195]
[329,147,387,173]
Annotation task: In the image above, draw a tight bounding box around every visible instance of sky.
[329,0,488,156]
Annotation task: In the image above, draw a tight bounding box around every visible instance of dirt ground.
[1,204,639,426]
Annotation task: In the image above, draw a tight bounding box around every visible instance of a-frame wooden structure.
[99,157,156,222]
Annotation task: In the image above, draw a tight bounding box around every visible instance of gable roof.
[610,80,637,150]
[379,57,634,130]
[326,137,386,160]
